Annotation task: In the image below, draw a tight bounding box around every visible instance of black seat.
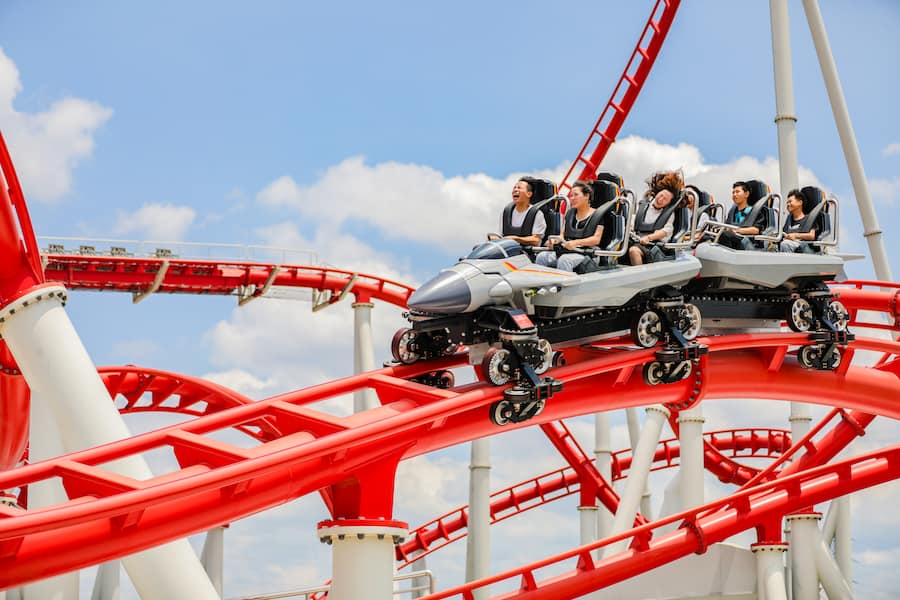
[799,185,832,252]
[725,179,775,249]
[522,176,561,244]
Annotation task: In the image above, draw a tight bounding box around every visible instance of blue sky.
[2,1,900,598]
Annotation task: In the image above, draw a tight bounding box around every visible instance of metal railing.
[232,569,435,600]
[37,236,319,265]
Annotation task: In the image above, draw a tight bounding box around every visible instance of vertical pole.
[770,0,813,443]
[625,408,653,519]
[352,301,378,412]
[0,287,220,600]
[752,544,789,600]
[200,526,225,597]
[465,439,490,600]
[90,562,121,600]
[677,406,705,511]
[318,520,407,600]
[23,390,78,600]
[594,412,614,540]
[786,513,821,600]
[604,405,669,557]
[833,496,852,585]
[802,0,893,282]
[409,552,429,600]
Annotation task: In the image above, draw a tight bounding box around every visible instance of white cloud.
[113,202,197,240]
[0,48,111,202]
[253,136,824,257]
[881,142,900,156]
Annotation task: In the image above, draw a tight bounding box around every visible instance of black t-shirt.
[783,213,810,235]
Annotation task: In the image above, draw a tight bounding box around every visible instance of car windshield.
[466,239,524,260]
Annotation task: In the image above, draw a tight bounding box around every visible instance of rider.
[780,188,817,252]
[499,177,547,247]
[717,181,765,250]
[627,170,683,265]
[535,181,603,271]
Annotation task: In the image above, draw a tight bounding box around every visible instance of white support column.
[677,406,705,511]
[752,543,789,600]
[578,506,599,554]
[770,0,800,195]
[465,438,490,600]
[200,526,226,597]
[594,412,614,540]
[0,286,220,600]
[834,496,852,583]
[409,552,429,600]
[352,301,378,412]
[625,407,653,519]
[787,513,821,600]
[802,0,893,282]
[771,0,813,440]
[90,562,120,600]
[604,405,669,557]
[814,536,853,600]
[23,390,78,600]
[318,520,407,600]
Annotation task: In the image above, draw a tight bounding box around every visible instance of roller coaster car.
[686,183,853,369]
[392,185,708,424]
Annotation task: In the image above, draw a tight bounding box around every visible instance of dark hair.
[732,181,749,194]
[786,188,803,202]
[517,177,534,194]
[646,170,683,203]
[572,180,593,202]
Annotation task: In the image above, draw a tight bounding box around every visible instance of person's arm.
[640,213,674,244]
[737,210,764,236]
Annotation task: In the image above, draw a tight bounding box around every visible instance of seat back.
[523,176,561,243]
[589,179,620,209]
[800,186,834,249]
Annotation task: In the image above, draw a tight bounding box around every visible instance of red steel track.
[3,0,900,596]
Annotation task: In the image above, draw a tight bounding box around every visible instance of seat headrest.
[521,177,557,204]
[800,186,826,214]
[589,179,620,209]
[745,180,770,205]
[595,171,624,189]
[684,184,711,208]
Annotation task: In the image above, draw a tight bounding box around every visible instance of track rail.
[0,330,897,588]
[42,254,415,307]
[558,0,681,191]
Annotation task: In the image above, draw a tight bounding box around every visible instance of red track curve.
[0,327,896,589]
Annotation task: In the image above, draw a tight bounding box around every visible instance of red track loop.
[0,331,897,588]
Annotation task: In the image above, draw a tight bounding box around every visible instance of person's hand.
[640,235,650,245]
[562,240,575,250]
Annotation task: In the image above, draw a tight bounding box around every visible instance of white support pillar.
[409,552,429,600]
[23,390,78,600]
[752,543,789,600]
[578,506,599,553]
[90,562,120,600]
[771,0,812,440]
[770,0,800,195]
[787,513,821,600]
[833,496,852,583]
[594,412,614,540]
[625,407,653,519]
[802,0,893,282]
[352,301,378,412]
[677,406,705,511]
[0,286,220,600]
[604,405,669,557]
[318,520,407,600]
[814,536,854,600]
[465,439,490,600]
[200,526,226,597]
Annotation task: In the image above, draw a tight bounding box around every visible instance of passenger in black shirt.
[718,181,766,250]
[780,189,816,252]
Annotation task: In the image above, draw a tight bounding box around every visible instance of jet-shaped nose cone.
[409,271,472,313]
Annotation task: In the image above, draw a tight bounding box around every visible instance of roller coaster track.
[558,0,681,192]
[0,313,897,590]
